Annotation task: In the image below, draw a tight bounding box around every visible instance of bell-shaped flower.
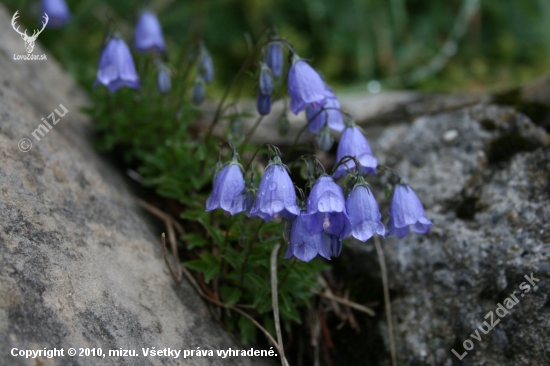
[303,175,351,240]
[134,11,166,53]
[41,0,70,27]
[249,157,300,221]
[256,93,272,115]
[285,211,323,262]
[206,162,246,215]
[346,184,385,241]
[266,42,283,78]
[306,93,344,133]
[333,125,377,178]
[199,45,214,83]
[287,56,328,115]
[388,184,433,238]
[94,37,140,93]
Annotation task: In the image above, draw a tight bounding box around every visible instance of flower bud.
[157,67,171,94]
[256,93,272,115]
[266,42,283,78]
[315,125,334,151]
[199,45,214,83]
[192,77,205,105]
[259,63,273,96]
[278,113,290,136]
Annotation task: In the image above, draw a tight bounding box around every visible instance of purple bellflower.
[303,175,351,241]
[388,184,433,238]
[333,125,377,179]
[249,157,300,221]
[199,45,214,83]
[285,211,324,262]
[346,183,385,241]
[134,11,166,53]
[41,0,70,27]
[288,55,328,115]
[306,93,345,133]
[266,42,283,78]
[206,162,246,215]
[257,93,272,115]
[95,37,140,93]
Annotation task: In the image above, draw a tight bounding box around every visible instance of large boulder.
[0,4,269,366]
[353,99,550,365]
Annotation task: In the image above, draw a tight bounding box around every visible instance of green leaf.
[238,315,257,344]
[220,286,243,307]
[184,252,220,283]
[181,233,209,249]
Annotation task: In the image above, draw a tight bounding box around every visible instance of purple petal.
[288,60,328,115]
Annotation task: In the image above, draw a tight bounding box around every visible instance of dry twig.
[374,235,397,366]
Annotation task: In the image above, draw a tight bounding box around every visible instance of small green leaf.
[220,286,243,307]
[238,315,257,344]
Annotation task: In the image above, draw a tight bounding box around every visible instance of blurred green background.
[6,0,550,94]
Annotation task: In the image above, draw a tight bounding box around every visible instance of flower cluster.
[204,39,432,262]
[94,11,212,97]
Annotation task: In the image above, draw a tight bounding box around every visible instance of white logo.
[12,10,48,56]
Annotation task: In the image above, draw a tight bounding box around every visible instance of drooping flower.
[134,11,166,53]
[333,125,377,179]
[346,184,385,241]
[192,77,205,105]
[206,162,246,215]
[199,45,214,83]
[94,37,140,93]
[285,211,323,262]
[259,63,273,96]
[303,175,351,240]
[157,67,171,94]
[388,184,433,238]
[41,0,70,27]
[306,93,344,133]
[256,93,272,115]
[266,42,283,78]
[249,157,300,221]
[287,56,328,115]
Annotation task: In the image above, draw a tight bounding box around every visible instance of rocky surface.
[351,100,550,365]
[0,4,269,366]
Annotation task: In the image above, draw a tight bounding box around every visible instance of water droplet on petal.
[269,182,277,191]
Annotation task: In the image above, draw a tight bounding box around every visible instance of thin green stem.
[242,115,264,145]
[238,221,264,287]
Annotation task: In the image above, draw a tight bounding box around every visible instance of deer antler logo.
[12,11,49,54]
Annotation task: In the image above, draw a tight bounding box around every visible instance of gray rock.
[0,4,269,366]
[357,100,550,365]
